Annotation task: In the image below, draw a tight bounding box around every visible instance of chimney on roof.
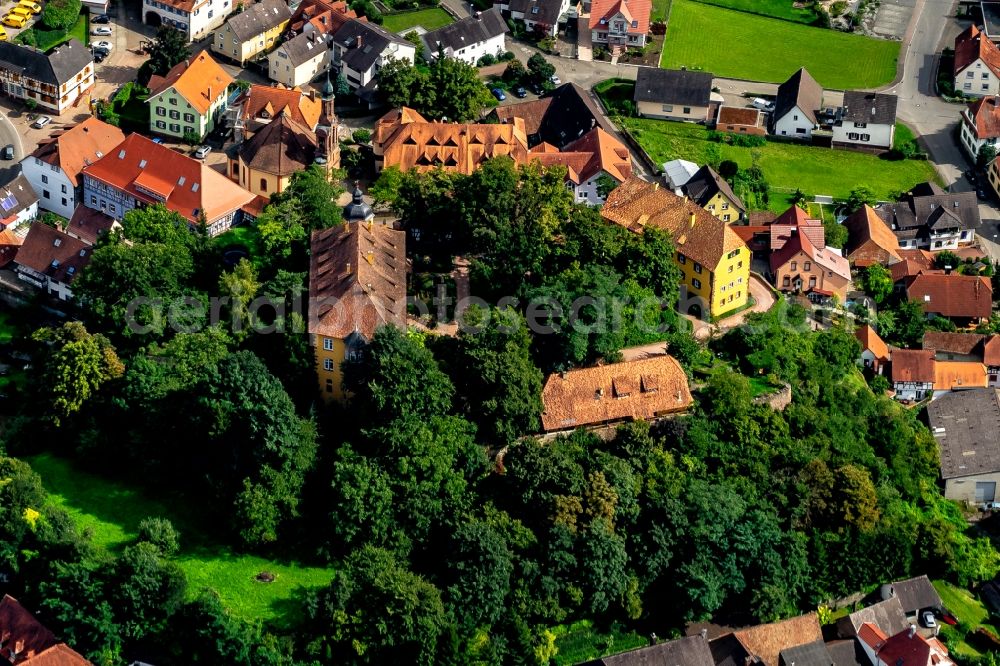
[700,629,708,641]
[689,212,696,228]
[309,89,316,101]
[365,250,375,265]
[345,261,351,274]
[909,625,916,639]
[944,265,952,275]
[356,35,362,48]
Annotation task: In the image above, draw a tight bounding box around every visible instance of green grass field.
[27,453,334,627]
[382,7,453,33]
[933,580,1000,658]
[687,0,817,22]
[661,0,899,89]
[619,118,938,212]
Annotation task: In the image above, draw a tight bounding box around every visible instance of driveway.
[679,273,777,340]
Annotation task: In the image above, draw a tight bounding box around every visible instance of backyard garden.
[381,7,453,33]
[660,0,899,89]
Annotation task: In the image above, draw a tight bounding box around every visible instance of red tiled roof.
[769,226,849,280]
[147,52,233,116]
[717,106,764,127]
[906,273,993,319]
[955,25,1000,79]
[540,355,692,431]
[589,0,651,32]
[66,206,117,246]
[0,595,90,665]
[890,349,936,384]
[934,361,988,391]
[15,223,91,284]
[845,204,902,267]
[530,127,632,184]
[985,335,1000,366]
[856,324,889,361]
[82,134,255,225]
[966,96,1000,140]
[877,627,950,666]
[857,622,888,651]
[308,222,406,341]
[922,331,986,356]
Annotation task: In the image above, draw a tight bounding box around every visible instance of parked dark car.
[1,145,13,160]
[978,186,988,200]
[93,51,106,63]
[91,13,110,22]
[515,86,527,98]
[491,87,506,101]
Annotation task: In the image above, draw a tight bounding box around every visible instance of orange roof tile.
[856,324,889,361]
[308,222,406,340]
[934,361,988,390]
[877,627,951,666]
[769,226,850,281]
[148,51,234,116]
[29,117,125,188]
[857,622,888,651]
[602,176,747,270]
[236,84,323,133]
[955,25,1000,79]
[560,127,632,183]
[845,204,902,267]
[890,349,936,384]
[540,355,692,431]
[82,133,254,226]
[374,107,529,175]
[589,0,651,33]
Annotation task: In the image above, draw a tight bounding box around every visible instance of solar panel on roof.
[0,195,17,212]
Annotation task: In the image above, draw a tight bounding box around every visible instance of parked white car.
[90,40,113,52]
[194,145,212,159]
[91,26,112,36]
[921,611,937,628]
[980,501,1000,511]
[752,97,774,111]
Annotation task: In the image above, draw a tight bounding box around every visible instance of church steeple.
[314,67,340,173]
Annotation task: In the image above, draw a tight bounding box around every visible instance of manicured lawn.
[17,12,88,53]
[27,453,334,628]
[687,0,816,23]
[382,7,453,33]
[551,620,647,665]
[661,0,899,89]
[619,118,939,212]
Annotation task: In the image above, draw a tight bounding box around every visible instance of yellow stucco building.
[211,0,291,66]
[602,177,751,318]
[308,211,406,401]
[681,165,746,223]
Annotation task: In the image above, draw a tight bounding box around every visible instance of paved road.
[0,111,23,184]
[883,0,970,191]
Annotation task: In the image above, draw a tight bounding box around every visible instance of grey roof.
[708,634,752,666]
[538,82,615,146]
[0,39,92,86]
[633,67,713,106]
[773,67,823,125]
[226,0,292,42]
[778,640,833,666]
[839,90,898,126]
[583,635,715,666]
[343,185,373,221]
[824,640,866,666]
[422,7,508,56]
[845,597,909,637]
[880,575,943,614]
[682,164,745,214]
[334,19,407,74]
[927,388,1000,480]
[509,0,564,25]
[278,31,329,67]
[876,186,980,241]
[0,173,39,219]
